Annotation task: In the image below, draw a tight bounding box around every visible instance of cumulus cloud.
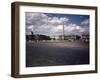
[63,23,86,35]
[80,19,89,34]
[81,19,89,25]
[26,13,48,26]
[26,13,89,36]
[48,17,69,26]
[48,17,62,25]
[26,13,69,35]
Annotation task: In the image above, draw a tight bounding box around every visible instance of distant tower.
[62,21,64,40]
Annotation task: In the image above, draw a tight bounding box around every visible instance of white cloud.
[26,13,89,36]
[27,25,34,30]
[26,13,48,26]
[55,25,63,33]
[48,17,62,25]
[26,13,69,35]
[80,19,89,34]
[48,17,69,25]
[60,17,69,22]
[63,23,87,35]
[81,19,89,25]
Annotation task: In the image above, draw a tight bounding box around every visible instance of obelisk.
[62,21,64,40]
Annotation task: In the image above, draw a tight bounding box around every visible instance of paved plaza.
[26,40,89,67]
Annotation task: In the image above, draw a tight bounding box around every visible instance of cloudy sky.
[26,12,89,36]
